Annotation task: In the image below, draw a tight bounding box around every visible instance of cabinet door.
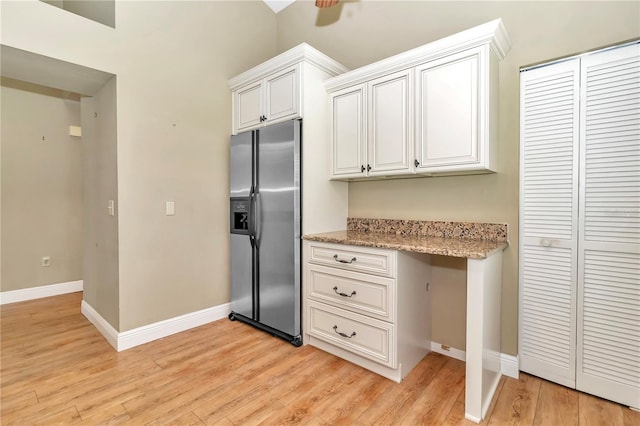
[368,70,412,176]
[415,49,480,171]
[264,65,299,124]
[576,43,640,408]
[519,58,580,388]
[330,85,366,179]
[235,80,263,134]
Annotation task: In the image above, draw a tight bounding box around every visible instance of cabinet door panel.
[265,65,298,123]
[416,51,479,169]
[235,81,262,133]
[519,58,580,387]
[368,70,412,175]
[331,86,366,178]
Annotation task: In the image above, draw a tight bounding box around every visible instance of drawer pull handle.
[333,286,356,298]
[333,325,356,339]
[333,254,356,264]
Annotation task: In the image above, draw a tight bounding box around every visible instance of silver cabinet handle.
[333,286,356,298]
[541,239,551,247]
[333,254,356,264]
[333,325,356,339]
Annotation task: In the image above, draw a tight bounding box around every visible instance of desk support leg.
[465,251,503,423]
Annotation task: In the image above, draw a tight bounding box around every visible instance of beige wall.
[113,2,277,331]
[276,0,640,355]
[81,76,119,328]
[1,82,83,292]
[1,0,277,331]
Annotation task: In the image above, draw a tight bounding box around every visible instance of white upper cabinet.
[368,70,412,176]
[235,80,263,132]
[263,65,298,124]
[326,19,510,180]
[233,65,298,134]
[415,47,490,173]
[330,70,412,179]
[331,85,366,177]
[229,44,348,135]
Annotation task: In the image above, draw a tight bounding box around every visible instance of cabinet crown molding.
[228,43,349,90]
[325,18,511,92]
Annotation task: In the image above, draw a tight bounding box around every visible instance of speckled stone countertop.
[303,218,509,259]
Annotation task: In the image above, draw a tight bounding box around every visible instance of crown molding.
[325,18,511,92]
[228,43,348,90]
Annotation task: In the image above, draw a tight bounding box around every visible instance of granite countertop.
[303,218,509,260]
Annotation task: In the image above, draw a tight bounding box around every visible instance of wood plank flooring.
[1,292,638,425]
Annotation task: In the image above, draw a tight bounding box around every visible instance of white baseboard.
[430,341,519,379]
[81,300,231,352]
[117,303,231,351]
[500,353,520,379]
[0,280,83,305]
[431,341,466,362]
[81,300,119,350]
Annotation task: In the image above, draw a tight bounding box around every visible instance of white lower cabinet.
[303,241,431,382]
[308,301,395,367]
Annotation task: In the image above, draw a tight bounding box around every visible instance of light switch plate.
[69,125,82,137]
[166,201,175,216]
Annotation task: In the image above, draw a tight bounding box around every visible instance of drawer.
[307,300,395,368]
[307,242,395,278]
[307,264,395,321]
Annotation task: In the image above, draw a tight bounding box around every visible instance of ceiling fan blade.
[315,0,339,8]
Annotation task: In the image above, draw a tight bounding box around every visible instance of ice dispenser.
[230,197,250,235]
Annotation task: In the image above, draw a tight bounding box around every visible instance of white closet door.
[519,59,580,387]
[577,43,640,408]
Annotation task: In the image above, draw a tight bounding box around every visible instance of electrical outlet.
[42,256,51,267]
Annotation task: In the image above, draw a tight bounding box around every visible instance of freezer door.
[256,120,301,336]
[230,130,255,319]
[230,130,253,198]
[230,233,253,318]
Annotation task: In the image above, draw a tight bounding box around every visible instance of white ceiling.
[263,0,296,13]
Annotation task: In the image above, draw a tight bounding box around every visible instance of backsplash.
[347,218,508,242]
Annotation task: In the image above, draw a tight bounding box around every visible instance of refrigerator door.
[256,119,301,336]
[230,130,254,319]
[230,130,253,198]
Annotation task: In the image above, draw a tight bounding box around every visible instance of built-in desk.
[303,218,508,423]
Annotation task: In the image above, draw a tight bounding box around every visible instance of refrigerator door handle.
[255,192,262,244]
[249,185,256,248]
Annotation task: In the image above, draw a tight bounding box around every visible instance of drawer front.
[308,301,396,368]
[307,242,395,278]
[307,264,395,321]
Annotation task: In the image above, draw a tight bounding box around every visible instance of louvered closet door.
[577,43,640,408]
[519,59,580,387]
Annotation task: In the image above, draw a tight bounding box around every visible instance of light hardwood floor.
[1,292,638,425]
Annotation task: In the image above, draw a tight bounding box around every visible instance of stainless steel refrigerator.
[228,119,302,346]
